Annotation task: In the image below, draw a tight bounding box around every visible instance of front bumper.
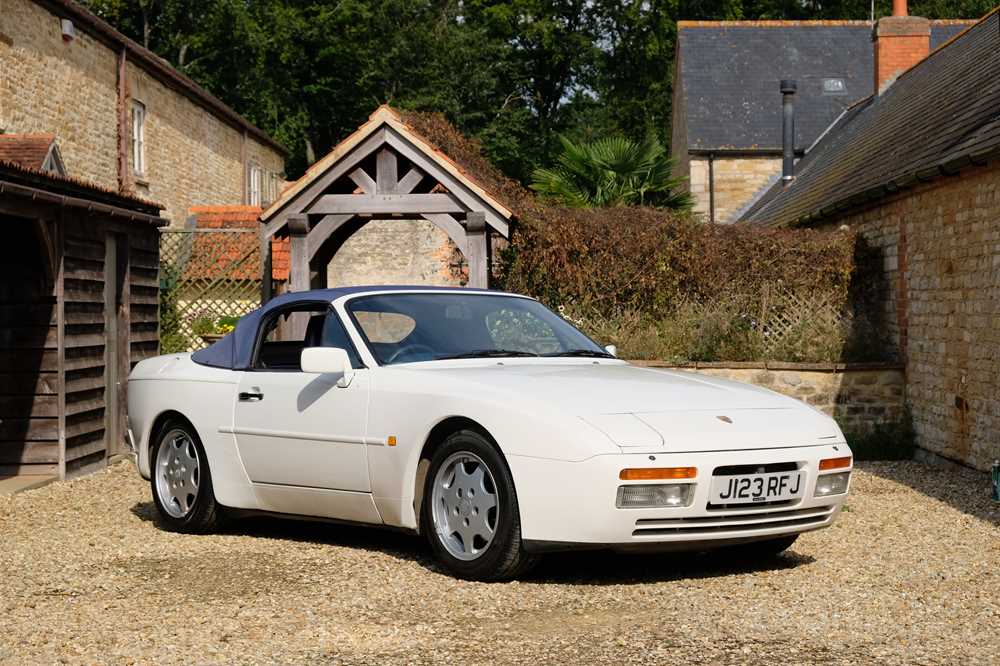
[507,443,851,549]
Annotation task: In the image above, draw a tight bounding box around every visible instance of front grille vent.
[632,505,834,537]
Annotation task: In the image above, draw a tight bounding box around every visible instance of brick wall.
[326,219,464,288]
[816,161,1000,470]
[0,0,284,226]
[636,362,906,434]
[689,156,781,224]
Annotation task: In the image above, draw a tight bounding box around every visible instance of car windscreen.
[345,293,611,365]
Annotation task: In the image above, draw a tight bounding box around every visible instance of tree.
[530,135,693,210]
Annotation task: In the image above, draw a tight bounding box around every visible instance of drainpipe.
[781,80,797,187]
[708,153,716,224]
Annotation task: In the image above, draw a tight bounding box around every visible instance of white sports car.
[127,287,852,580]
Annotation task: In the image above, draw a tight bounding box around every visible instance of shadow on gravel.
[526,548,814,585]
[132,501,811,585]
[860,461,999,527]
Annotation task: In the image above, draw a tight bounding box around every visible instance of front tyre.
[422,430,537,581]
[150,418,223,533]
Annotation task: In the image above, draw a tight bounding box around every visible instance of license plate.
[710,471,804,504]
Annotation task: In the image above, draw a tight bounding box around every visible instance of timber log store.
[0,159,164,481]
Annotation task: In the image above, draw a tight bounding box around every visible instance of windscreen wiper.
[437,349,540,360]
[544,349,614,358]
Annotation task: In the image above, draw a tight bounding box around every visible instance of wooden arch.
[259,106,512,298]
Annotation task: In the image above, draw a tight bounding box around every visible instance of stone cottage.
[670,15,970,224]
[741,5,1000,470]
[0,0,287,226]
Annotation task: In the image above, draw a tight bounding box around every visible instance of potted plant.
[190,312,239,346]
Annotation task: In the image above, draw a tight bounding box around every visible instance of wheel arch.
[412,415,502,534]
[147,410,198,460]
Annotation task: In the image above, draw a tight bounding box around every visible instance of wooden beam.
[465,211,488,289]
[348,168,376,195]
[383,128,510,237]
[376,149,398,194]
[421,213,469,256]
[308,214,353,260]
[261,128,389,237]
[307,193,464,216]
[396,168,424,194]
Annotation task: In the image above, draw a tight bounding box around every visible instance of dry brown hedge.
[501,206,856,317]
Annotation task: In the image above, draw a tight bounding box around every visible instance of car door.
[233,304,373,500]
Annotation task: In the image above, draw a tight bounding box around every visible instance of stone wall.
[326,219,464,288]
[0,0,284,226]
[689,155,781,224]
[815,161,1000,470]
[635,361,906,434]
[0,0,118,188]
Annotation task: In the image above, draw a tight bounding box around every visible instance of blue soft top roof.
[191,285,495,370]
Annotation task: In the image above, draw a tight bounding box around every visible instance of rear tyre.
[422,429,538,581]
[150,418,224,533]
[730,535,798,559]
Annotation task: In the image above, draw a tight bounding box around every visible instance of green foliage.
[158,263,187,354]
[846,411,916,461]
[531,135,693,209]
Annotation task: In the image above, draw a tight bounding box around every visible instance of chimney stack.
[873,0,929,94]
[780,80,796,187]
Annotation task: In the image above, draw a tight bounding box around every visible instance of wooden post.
[260,235,273,304]
[466,211,488,289]
[287,215,310,339]
[287,215,310,293]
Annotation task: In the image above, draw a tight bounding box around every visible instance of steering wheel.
[386,343,438,364]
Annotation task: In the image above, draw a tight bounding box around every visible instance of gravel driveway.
[1,461,997,665]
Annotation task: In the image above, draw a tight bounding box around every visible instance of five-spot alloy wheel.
[150,418,223,533]
[422,430,537,581]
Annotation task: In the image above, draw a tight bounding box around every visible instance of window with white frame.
[131,101,146,177]
[248,163,262,206]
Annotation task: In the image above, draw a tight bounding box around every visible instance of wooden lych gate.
[258,106,512,299]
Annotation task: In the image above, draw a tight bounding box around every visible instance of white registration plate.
[710,471,804,504]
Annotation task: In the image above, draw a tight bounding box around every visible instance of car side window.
[253,304,326,371]
[320,311,364,369]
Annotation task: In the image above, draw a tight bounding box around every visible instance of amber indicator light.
[819,456,852,471]
[619,467,697,481]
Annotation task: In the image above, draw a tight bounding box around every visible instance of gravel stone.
[1,461,997,664]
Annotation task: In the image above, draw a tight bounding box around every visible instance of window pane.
[321,313,363,368]
[346,293,605,365]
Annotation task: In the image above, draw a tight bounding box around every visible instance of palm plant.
[530,135,693,210]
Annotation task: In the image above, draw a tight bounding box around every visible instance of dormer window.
[822,78,847,95]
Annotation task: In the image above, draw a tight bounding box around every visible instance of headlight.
[814,472,850,497]
[616,483,694,508]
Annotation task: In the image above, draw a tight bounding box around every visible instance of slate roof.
[741,10,999,227]
[0,134,55,169]
[675,20,971,153]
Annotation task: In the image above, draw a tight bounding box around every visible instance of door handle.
[238,391,264,402]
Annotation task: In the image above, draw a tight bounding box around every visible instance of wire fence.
[159,229,262,353]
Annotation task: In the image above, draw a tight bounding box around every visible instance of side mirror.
[604,344,617,358]
[301,347,354,387]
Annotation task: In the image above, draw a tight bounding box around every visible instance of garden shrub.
[499,206,865,362]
